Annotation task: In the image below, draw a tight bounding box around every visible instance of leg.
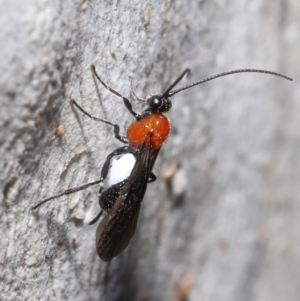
[31,179,103,210]
[91,65,141,120]
[71,99,128,144]
[148,172,156,183]
[89,210,103,225]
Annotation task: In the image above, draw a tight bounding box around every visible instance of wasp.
[32,65,292,262]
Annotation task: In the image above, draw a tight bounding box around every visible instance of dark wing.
[96,195,141,262]
[96,135,160,262]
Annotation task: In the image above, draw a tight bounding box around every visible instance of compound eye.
[148,96,163,111]
[152,98,162,108]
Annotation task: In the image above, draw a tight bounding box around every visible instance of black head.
[139,68,292,115]
[142,69,191,114]
[146,94,172,113]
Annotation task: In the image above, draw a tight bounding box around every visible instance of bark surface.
[1,1,299,300]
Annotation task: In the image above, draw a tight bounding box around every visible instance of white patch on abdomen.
[101,153,136,191]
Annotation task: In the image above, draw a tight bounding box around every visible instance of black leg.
[91,65,141,120]
[31,179,103,210]
[148,172,156,183]
[71,99,128,144]
[89,210,103,225]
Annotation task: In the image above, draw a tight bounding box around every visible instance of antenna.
[166,69,293,97]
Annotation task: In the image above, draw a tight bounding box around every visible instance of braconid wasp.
[32,65,292,262]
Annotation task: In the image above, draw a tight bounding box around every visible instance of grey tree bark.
[1,1,299,300]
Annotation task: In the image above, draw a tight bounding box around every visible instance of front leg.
[91,65,141,120]
[71,100,128,144]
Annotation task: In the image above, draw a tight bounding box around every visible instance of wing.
[96,195,141,262]
[96,135,160,262]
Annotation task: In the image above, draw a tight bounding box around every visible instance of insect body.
[32,65,292,262]
[96,135,161,261]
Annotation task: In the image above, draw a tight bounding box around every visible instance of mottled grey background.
[1,1,299,300]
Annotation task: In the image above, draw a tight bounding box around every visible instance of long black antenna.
[167,69,293,97]
[163,68,191,96]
